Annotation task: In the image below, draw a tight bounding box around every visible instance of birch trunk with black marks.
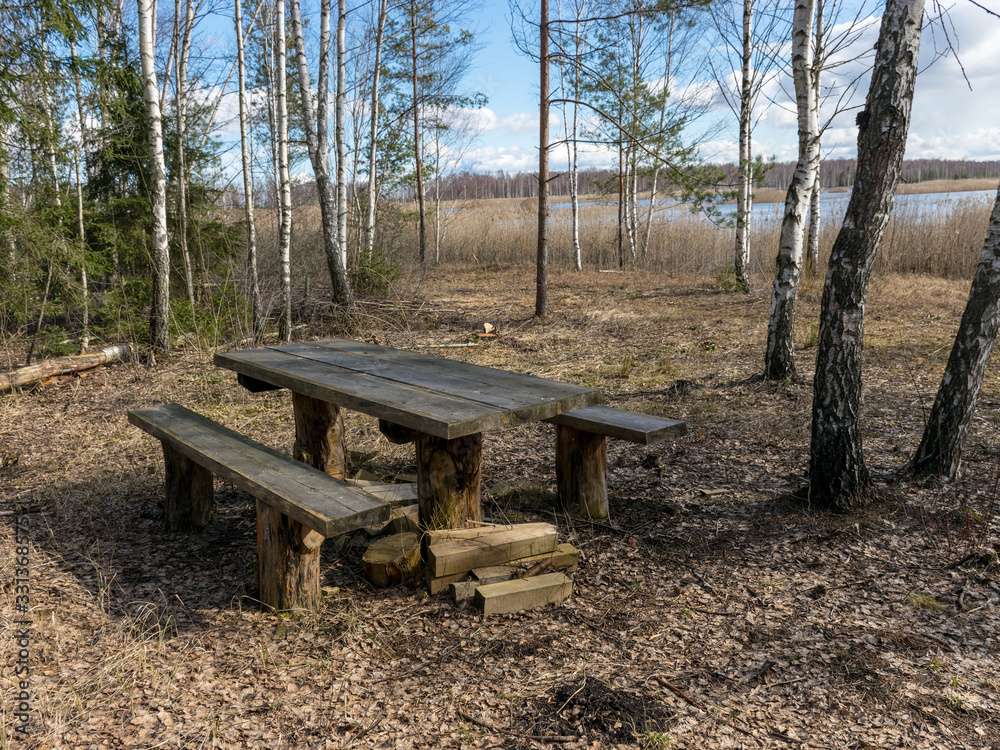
[289,0,354,309]
[276,0,293,342]
[909,183,1000,481]
[175,0,196,311]
[234,0,262,340]
[365,0,388,260]
[335,0,350,284]
[808,0,923,510]
[733,0,754,290]
[764,0,819,381]
[139,0,171,355]
[536,0,549,318]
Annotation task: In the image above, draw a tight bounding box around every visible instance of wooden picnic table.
[214,338,602,529]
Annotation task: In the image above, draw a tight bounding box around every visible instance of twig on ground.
[457,709,577,743]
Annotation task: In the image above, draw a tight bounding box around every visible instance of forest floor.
[2,267,1000,749]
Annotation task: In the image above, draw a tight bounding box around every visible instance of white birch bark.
[335,0,349,281]
[276,0,293,342]
[175,0,196,311]
[365,0,388,260]
[732,0,754,290]
[764,0,819,381]
[235,0,262,339]
[289,0,353,307]
[139,0,171,355]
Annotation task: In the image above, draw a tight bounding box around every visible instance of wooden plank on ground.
[472,565,517,584]
[128,405,389,536]
[545,405,687,444]
[426,569,468,595]
[215,348,506,439]
[516,543,580,569]
[427,523,558,578]
[475,572,573,615]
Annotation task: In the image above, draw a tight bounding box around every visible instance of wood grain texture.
[427,523,558,577]
[556,425,608,519]
[215,338,601,438]
[162,442,214,530]
[474,572,573,615]
[546,406,686,444]
[216,347,506,438]
[256,498,324,612]
[129,405,389,536]
[362,532,420,587]
[417,433,483,530]
[292,392,347,478]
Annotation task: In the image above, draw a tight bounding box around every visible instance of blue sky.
[453,0,1000,174]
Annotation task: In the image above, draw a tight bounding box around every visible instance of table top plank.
[276,341,598,422]
[315,339,597,402]
[214,347,509,438]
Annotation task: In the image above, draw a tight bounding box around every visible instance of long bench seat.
[128,404,390,611]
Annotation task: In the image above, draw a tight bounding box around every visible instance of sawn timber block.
[426,523,558,578]
[475,572,573,615]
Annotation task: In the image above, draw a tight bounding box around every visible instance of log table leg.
[555,425,608,519]
[162,443,214,530]
[256,498,325,612]
[416,433,483,529]
[292,392,347,478]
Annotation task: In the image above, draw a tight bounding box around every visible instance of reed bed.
[423,190,995,283]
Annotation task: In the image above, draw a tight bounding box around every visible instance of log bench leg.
[416,433,483,530]
[292,392,347,478]
[162,443,214,530]
[555,425,608,519]
[256,498,325,612]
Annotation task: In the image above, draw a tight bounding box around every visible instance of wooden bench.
[128,404,390,612]
[545,406,687,519]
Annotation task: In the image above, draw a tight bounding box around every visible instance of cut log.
[162,442,214,530]
[292,392,347,478]
[475,572,573,615]
[256,498,324,612]
[362,532,420,588]
[417,433,483,529]
[0,344,133,393]
[427,523,558,578]
[555,424,607,518]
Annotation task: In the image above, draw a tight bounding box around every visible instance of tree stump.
[256,498,324,612]
[416,433,483,529]
[162,443,214,530]
[362,532,420,587]
[555,424,608,519]
[292,392,347,478]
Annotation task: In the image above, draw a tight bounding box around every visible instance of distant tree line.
[282,158,999,205]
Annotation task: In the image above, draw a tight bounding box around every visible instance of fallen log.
[1,344,133,393]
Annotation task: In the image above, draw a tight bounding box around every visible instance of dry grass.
[2,268,1000,748]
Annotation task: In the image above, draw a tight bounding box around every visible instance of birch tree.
[276,0,293,341]
[537,0,550,317]
[289,0,354,308]
[138,0,171,355]
[709,0,786,290]
[908,183,1000,482]
[174,0,197,311]
[764,0,819,381]
[235,0,262,339]
[808,0,924,510]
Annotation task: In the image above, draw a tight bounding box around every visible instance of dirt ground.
[2,267,1000,749]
